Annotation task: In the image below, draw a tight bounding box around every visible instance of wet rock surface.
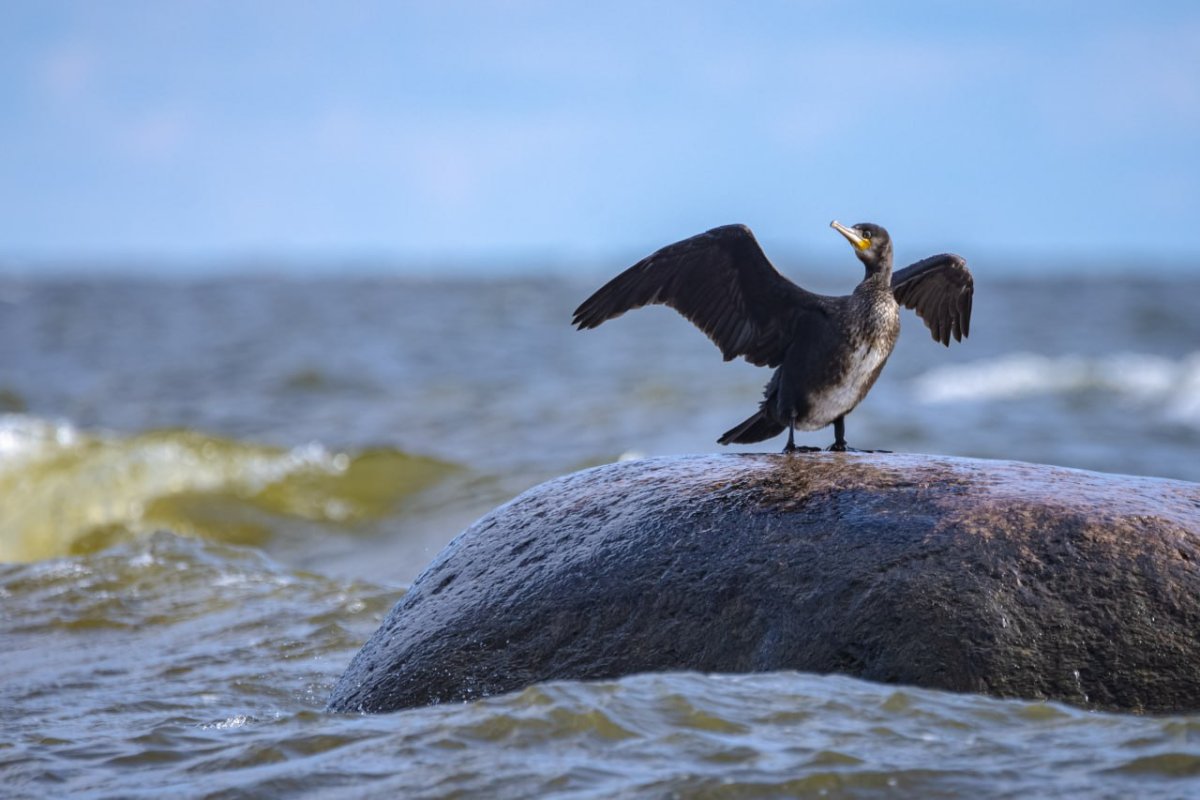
[327,454,1200,714]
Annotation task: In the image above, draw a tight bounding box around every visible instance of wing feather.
[572,224,827,367]
[891,253,974,346]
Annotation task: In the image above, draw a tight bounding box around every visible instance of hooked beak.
[830,220,869,251]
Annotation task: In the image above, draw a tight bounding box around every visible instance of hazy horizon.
[0,243,1193,281]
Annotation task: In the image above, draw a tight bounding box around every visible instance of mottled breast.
[798,293,899,430]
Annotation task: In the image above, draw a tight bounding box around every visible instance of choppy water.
[2,270,1200,797]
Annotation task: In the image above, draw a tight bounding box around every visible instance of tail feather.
[718,409,786,445]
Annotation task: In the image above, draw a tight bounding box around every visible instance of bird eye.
[862,230,872,240]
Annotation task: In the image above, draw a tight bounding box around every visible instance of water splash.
[0,414,459,562]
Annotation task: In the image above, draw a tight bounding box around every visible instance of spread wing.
[572,224,827,367]
[891,253,974,346]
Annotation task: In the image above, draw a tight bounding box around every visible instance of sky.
[1,1,1198,274]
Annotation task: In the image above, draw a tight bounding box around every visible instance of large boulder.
[327,453,1200,714]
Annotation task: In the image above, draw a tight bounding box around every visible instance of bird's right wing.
[572,224,826,367]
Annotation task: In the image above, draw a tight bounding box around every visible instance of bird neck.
[861,249,893,287]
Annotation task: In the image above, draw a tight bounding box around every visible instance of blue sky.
[1,1,1198,273]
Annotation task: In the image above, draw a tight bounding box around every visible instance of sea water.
[2,271,1199,797]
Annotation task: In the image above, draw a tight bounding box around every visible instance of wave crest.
[912,352,1200,424]
[0,415,457,562]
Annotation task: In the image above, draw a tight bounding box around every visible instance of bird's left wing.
[891,253,974,346]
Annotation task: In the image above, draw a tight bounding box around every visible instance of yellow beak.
[830,220,869,251]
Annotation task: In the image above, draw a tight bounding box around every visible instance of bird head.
[831,221,892,274]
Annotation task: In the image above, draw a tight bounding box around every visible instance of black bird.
[572,221,974,452]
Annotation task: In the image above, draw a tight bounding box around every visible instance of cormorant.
[572,221,974,452]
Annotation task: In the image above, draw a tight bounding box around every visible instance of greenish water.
[2,274,1200,797]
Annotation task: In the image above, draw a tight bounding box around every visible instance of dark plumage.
[572,221,974,452]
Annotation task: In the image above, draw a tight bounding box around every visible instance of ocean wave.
[0,415,458,562]
[912,352,1200,423]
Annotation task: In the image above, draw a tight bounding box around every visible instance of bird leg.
[826,415,892,453]
[826,417,849,452]
[782,419,797,453]
[782,417,821,454]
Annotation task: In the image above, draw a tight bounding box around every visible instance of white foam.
[0,414,80,471]
[912,351,1200,425]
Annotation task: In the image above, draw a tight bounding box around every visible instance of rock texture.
[327,454,1200,714]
